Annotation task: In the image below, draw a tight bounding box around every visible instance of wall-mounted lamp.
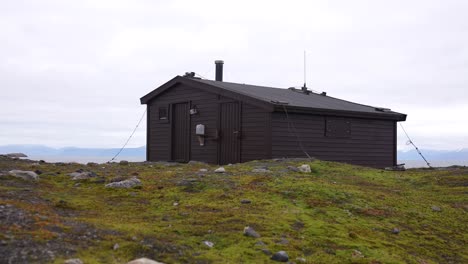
[190,105,198,115]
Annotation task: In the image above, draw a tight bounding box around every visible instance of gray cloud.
[1,0,467,150]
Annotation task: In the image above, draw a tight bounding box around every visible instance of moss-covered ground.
[0,158,467,263]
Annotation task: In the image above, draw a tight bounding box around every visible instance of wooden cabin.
[140,61,406,168]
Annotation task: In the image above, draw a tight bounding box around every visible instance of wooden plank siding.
[147,83,270,163]
[271,112,395,168]
[147,83,219,163]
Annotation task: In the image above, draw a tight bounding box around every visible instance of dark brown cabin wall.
[241,103,270,162]
[271,112,395,168]
[147,83,219,163]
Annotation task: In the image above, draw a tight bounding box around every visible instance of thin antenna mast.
[303,50,307,88]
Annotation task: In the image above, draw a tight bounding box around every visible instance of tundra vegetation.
[0,155,466,263]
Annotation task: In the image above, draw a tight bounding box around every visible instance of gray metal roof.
[190,78,404,116]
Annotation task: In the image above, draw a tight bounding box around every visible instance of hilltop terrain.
[0,156,466,263]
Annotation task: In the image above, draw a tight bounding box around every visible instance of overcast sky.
[1,0,467,151]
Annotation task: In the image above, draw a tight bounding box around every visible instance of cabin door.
[218,102,241,164]
[171,103,190,162]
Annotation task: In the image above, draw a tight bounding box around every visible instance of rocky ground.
[0,155,467,263]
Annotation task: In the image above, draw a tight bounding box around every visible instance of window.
[159,107,168,120]
[325,117,351,138]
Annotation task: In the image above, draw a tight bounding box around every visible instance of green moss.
[1,159,467,263]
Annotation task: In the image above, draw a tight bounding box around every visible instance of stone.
[391,228,400,234]
[214,167,225,173]
[203,240,214,248]
[243,226,260,238]
[271,251,289,262]
[69,171,96,181]
[113,243,119,250]
[255,241,266,247]
[34,170,43,175]
[8,170,38,181]
[431,205,441,212]
[199,169,208,172]
[127,258,165,264]
[287,166,300,172]
[385,164,406,171]
[188,160,206,165]
[240,199,252,204]
[261,249,272,255]
[6,153,27,158]
[296,257,307,263]
[298,164,311,173]
[119,160,129,165]
[276,238,289,245]
[251,168,271,173]
[64,259,83,264]
[105,177,142,188]
[352,250,364,258]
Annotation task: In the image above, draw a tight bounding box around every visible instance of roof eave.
[274,105,407,121]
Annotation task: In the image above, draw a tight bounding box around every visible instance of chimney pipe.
[215,60,224,81]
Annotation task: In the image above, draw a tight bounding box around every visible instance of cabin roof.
[141,76,406,121]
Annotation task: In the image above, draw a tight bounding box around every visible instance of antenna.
[303,50,307,88]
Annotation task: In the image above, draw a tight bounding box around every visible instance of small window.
[159,107,168,120]
[325,117,351,138]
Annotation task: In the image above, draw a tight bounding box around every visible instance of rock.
[105,177,142,189]
[8,170,38,181]
[298,164,311,173]
[69,171,96,180]
[352,250,364,258]
[255,241,266,247]
[243,226,260,238]
[276,238,289,245]
[64,259,83,264]
[188,160,206,165]
[261,249,272,255]
[251,168,271,173]
[214,167,225,173]
[431,205,441,212]
[34,170,43,175]
[271,251,289,262]
[385,164,406,171]
[6,153,27,158]
[113,243,119,250]
[296,257,307,263]
[109,176,128,183]
[119,160,129,165]
[240,199,252,204]
[391,228,400,234]
[287,166,300,172]
[199,169,208,172]
[203,240,214,248]
[127,258,165,264]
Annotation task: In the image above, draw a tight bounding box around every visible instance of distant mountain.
[398,149,468,160]
[0,145,145,158]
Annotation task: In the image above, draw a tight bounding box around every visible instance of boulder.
[8,170,38,181]
[119,160,129,165]
[271,251,289,262]
[105,177,142,188]
[199,169,208,172]
[69,171,96,181]
[214,167,225,173]
[391,227,400,234]
[64,259,83,264]
[251,168,271,173]
[240,199,252,204]
[298,164,311,173]
[127,258,165,264]
[243,226,260,238]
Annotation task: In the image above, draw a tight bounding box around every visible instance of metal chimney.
[215,60,224,81]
